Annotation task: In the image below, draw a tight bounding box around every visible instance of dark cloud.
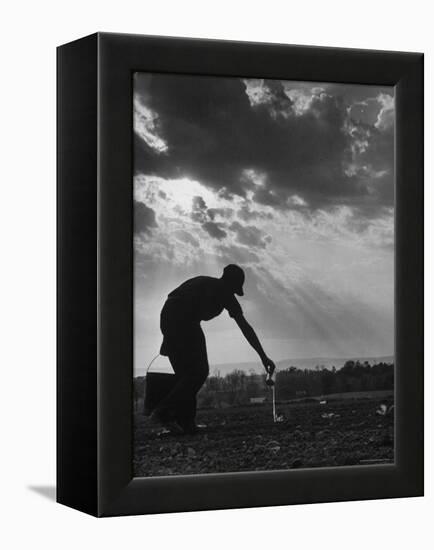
[237,204,273,222]
[191,195,208,222]
[134,200,157,234]
[282,80,394,107]
[190,196,231,239]
[134,73,394,217]
[254,79,294,118]
[208,207,233,220]
[349,98,381,126]
[202,221,227,240]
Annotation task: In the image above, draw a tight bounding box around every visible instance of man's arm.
[234,314,275,374]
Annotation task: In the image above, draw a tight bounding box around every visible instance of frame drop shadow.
[28,485,56,502]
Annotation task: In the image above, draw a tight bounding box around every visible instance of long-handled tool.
[265,365,278,422]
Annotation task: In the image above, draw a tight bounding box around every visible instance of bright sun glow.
[163,178,216,211]
[135,175,219,212]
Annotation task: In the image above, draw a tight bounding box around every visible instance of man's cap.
[223,264,245,296]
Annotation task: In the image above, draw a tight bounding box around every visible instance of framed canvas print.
[57,32,423,517]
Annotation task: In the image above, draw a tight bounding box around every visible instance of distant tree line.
[134,360,394,410]
[273,360,394,401]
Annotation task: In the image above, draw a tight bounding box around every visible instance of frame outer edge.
[395,53,424,496]
[56,33,99,517]
[94,33,424,516]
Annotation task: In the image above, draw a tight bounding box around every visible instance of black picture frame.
[57,32,424,517]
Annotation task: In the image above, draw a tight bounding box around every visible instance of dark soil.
[133,396,394,477]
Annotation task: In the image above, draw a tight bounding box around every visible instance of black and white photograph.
[133,72,395,477]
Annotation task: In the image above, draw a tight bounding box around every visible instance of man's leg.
[174,354,209,430]
[153,330,209,430]
[153,353,208,421]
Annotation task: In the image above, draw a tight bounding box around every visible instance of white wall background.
[0,1,432,548]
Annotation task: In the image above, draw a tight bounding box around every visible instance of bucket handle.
[145,353,161,374]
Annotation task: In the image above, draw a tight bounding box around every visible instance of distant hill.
[209,355,394,377]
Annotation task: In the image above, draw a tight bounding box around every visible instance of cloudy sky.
[133,72,395,374]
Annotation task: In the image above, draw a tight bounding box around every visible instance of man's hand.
[262,356,276,375]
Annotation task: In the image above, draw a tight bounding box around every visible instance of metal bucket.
[144,372,177,416]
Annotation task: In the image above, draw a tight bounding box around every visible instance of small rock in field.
[291,458,303,469]
[268,445,280,454]
[376,405,386,416]
[266,440,280,447]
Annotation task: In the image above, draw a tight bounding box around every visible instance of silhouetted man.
[150,264,276,434]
